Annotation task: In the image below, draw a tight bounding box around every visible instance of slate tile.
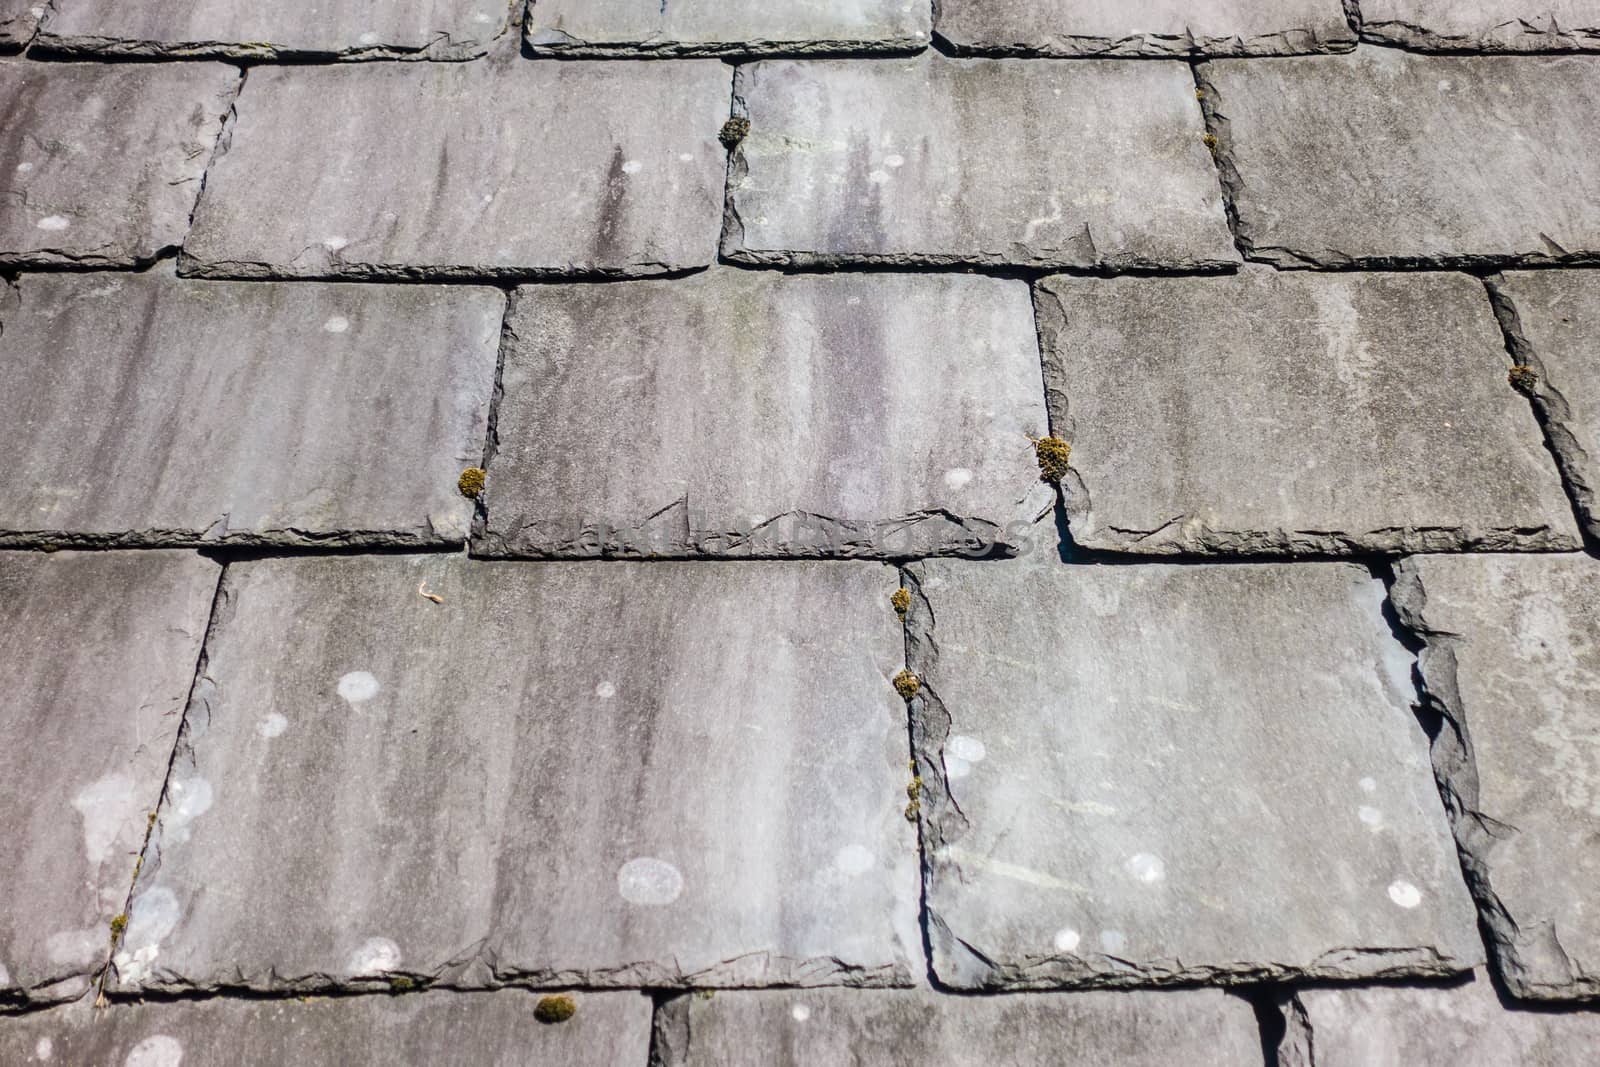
[1198,50,1600,268]
[0,989,651,1066]
[38,0,514,60]
[525,0,931,56]
[478,271,1055,560]
[936,0,1356,56]
[1394,553,1600,1001]
[182,59,731,280]
[663,987,1262,1066]
[0,268,501,547]
[1492,269,1600,542]
[111,556,918,993]
[0,550,218,1006]
[724,56,1238,271]
[0,0,40,48]
[0,60,238,268]
[1359,1,1600,52]
[907,555,1483,990]
[1035,267,1579,555]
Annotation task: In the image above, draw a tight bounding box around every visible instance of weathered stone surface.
[1394,553,1600,1001]
[936,0,1356,56]
[478,271,1054,560]
[112,556,918,993]
[663,987,1261,1066]
[1492,270,1600,541]
[0,550,217,1006]
[40,0,514,59]
[0,0,40,48]
[1359,2,1600,52]
[0,989,651,1065]
[0,268,500,547]
[526,0,931,55]
[1282,969,1600,1066]
[182,59,730,280]
[0,60,237,268]
[1035,267,1579,555]
[1197,51,1600,267]
[725,56,1238,270]
[907,555,1483,989]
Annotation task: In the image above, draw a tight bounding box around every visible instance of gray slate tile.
[664,987,1262,1066]
[1394,553,1600,1001]
[112,556,918,993]
[1036,267,1580,555]
[182,59,730,281]
[724,56,1238,271]
[39,0,513,59]
[525,0,931,55]
[1492,270,1600,542]
[936,0,1356,56]
[1283,970,1600,1066]
[0,550,218,1005]
[0,60,238,268]
[1197,50,1600,267]
[1359,1,1600,52]
[0,0,39,47]
[908,555,1483,990]
[0,268,500,547]
[0,990,651,1066]
[478,271,1055,560]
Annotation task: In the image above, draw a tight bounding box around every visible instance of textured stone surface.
[664,986,1261,1066]
[1360,1,1600,52]
[0,0,39,47]
[936,0,1356,56]
[1036,267,1579,555]
[0,268,500,547]
[479,271,1055,560]
[182,59,730,280]
[0,990,651,1065]
[1492,270,1600,541]
[908,555,1483,989]
[0,551,217,1005]
[526,0,930,55]
[112,556,918,993]
[40,0,514,59]
[1198,51,1600,267]
[725,56,1238,270]
[1394,553,1600,1001]
[0,60,237,267]
[1283,969,1600,1066]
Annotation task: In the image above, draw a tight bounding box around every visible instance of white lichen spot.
[595,681,617,699]
[35,1036,53,1061]
[124,1034,183,1067]
[16,161,33,173]
[678,152,694,162]
[621,160,643,175]
[1053,927,1081,953]
[1388,880,1423,909]
[868,169,891,184]
[256,713,289,739]
[358,31,380,44]
[617,857,683,906]
[337,671,380,704]
[943,468,974,491]
[1125,853,1167,885]
[885,154,905,168]
[114,887,182,983]
[946,755,972,779]
[947,735,987,763]
[1359,777,1378,793]
[36,215,70,231]
[161,777,213,844]
[322,236,349,251]
[73,772,138,866]
[1358,806,1384,830]
[835,844,875,876]
[473,11,493,22]
[1099,929,1127,954]
[323,316,350,334]
[347,936,402,976]
[791,1003,811,1022]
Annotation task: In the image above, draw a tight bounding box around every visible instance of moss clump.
[1202,133,1219,155]
[904,776,924,823]
[109,913,128,940]
[1509,365,1539,394]
[388,976,418,994]
[534,994,578,1024]
[719,116,751,149]
[1034,437,1072,482]
[892,669,920,701]
[458,467,487,499]
[890,588,911,615]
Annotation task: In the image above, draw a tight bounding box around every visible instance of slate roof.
[3,2,1600,1065]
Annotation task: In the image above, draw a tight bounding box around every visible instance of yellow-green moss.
[1202,133,1219,155]
[109,913,128,940]
[893,669,921,701]
[1034,437,1072,482]
[904,776,924,823]
[1509,365,1539,394]
[534,993,578,1024]
[458,467,487,499]
[719,116,751,149]
[890,588,911,615]
[388,976,418,994]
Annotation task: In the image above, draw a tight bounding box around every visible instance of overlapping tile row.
[1355,1,1600,52]
[524,0,932,56]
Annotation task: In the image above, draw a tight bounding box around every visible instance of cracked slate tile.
[0,59,238,269]
[525,0,931,56]
[181,58,730,281]
[1197,50,1600,268]
[906,553,1483,990]
[0,0,40,48]
[1281,969,1600,1066]
[37,0,516,60]
[0,989,651,1065]
[935,0,1356,56]
[1358,1,1600,52]
[723,55,1239,271]
[1491,270,1600,542]
[0,550,218,1007]
[110,556,919,994]
[1393,553,1600,1002]
[660,987,1261,1066]
[0,267,501,548]
[1035,267,1580,556]
[476,270,1055,560]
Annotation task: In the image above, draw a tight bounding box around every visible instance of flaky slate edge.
[1357,16,1600,53]
[934,24,1357,58]
[0,3,38,49]
[1390,561,1600,1001]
